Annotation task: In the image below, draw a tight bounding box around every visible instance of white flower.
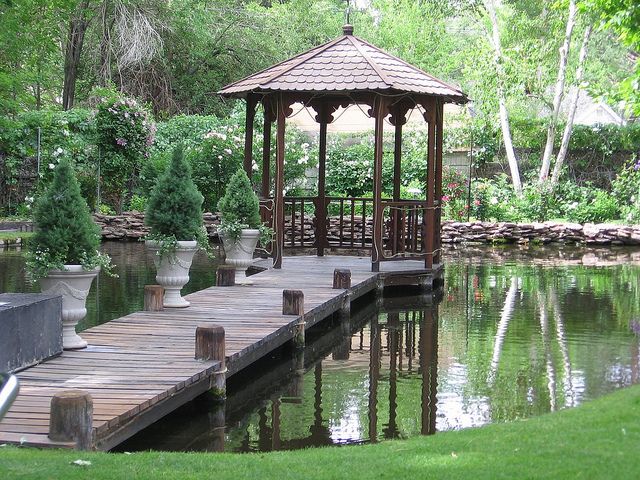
[218,155,223,160]
[490,197,498,205]
[48,163,55,170]
[224,148,232,155]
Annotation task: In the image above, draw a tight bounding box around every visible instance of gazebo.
[219,25,467,273]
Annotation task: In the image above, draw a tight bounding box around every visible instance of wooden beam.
[143,285,164,312]
[261,97,275,198]
[371,96,387,272]
[316,104,329,257]
[434,100,444,265]
[49,390,93,450]
[423,99,436,270]
[274,95,287,269]
[243,95,258,179]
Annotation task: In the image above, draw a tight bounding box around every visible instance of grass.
[1,385,639,479]
[0,231,33,242]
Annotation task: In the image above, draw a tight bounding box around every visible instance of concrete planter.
[39,266,98,350]
[146,240,198,308]
[221,229,260,283]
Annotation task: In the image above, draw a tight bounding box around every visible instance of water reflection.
[2,243,640,452]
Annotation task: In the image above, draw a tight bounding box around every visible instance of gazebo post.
[371,96,387,272]
[273,94,287,269]
[423,99,436,270]
[316,103,329,257]
[243,94,258,179]
[392,105,403,202]
[434,100,444,265]
[261,98,275,198]
[391,103,405,256]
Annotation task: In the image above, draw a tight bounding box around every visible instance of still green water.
[1,243,639,452]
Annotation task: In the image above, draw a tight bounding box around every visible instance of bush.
[26,159,106,279]
[218,169,261,228]
[567,189,619,224]
[94,87,155,213]
[145,147,204,241]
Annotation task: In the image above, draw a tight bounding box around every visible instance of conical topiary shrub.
[144,146,206,308]
[27,158,107,279]
[27,158,112,350]
[217,169,262,241]
[217,169,271,283]
[145,146,204,242]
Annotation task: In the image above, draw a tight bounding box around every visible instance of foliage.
[26,158,112,280]
[94,87,155,213]
[0,108,97,215]
[217,169,271,244]
[442,168,470,221]
[145,146,204,242]
[611,158,640,224]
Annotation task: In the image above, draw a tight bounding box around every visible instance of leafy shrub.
[94,87,155,213]
[566,189,619,224]
[127,194,148,212]
[145,147,204,241]
[441,168,469,221]
[611,158,640,224]
[26,159,108,279]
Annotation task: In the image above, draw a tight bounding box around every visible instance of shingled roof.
[219,25,467,103]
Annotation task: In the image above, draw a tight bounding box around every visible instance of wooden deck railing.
[260,196,441,263]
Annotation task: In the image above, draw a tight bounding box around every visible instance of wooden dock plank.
[0,255,436,450]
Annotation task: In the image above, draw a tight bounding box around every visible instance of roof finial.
[345,0,351,24]
[343,0,354,35]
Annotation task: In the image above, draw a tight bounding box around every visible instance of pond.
[1,243,639,452]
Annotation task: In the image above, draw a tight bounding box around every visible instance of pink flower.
[116,138,127,146]
[442,195,450,202]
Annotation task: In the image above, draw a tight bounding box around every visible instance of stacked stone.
[440,221,640,246]
[93,212,221,240]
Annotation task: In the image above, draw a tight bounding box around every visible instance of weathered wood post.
[333,269,352,320]
[283,290,305,348]
[216,265,236,287]
[195,325,226,400]
[333,268,351,289]
[49,390,93,450]
[144,285,164,312]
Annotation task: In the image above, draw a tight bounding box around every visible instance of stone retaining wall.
[87,213,640,247]
[442,221,640,246]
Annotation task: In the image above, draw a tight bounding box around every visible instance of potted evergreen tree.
[145,146,207,307]
[26,159,113,350]
[218,169,272,282]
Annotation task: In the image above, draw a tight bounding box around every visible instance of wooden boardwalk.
[0,256,439,450]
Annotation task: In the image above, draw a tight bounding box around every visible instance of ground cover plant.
[1,384,639,479]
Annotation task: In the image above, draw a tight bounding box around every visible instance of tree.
[586,0,640,114]
[483,0,522,194]
[539,0,578,182]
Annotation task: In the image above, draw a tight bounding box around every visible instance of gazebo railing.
[260,196,439,262]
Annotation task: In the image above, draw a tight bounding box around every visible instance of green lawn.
[0,231,32,242]
[1,384,639,479]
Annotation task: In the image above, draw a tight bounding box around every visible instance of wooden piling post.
[144,285,164,312]
[195,325,226,400]
[283,290,305,348]
[333,269,351,289]
[376,277,385,296]
[49,390,93,450]
[216,265,236,286]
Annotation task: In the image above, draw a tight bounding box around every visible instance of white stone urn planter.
[40,265,99,350]
[221,229,260,283]
[146,240,198,308]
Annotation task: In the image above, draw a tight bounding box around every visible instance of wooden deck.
[0,255,440,450]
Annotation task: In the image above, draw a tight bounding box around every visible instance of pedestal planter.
[221,229,260,283]
[40,266,99,350]
[146,240,198,308]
